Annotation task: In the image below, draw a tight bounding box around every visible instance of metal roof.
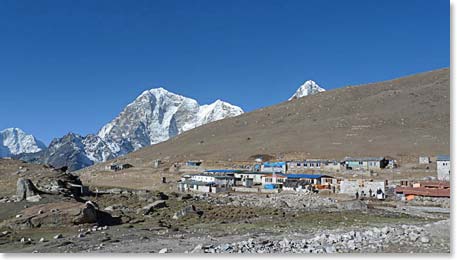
[261,173,287,178]
[262,162,286,167]
[395,187,450,197]
[436,155,450,161]
[344,157,385,162]
[204,169,244,173]
[189,173,234,178]
[287,160,340,163]
[286,174,333,179]
[179,180,214,186]
[213,176,235,179]
[234,172,266,175]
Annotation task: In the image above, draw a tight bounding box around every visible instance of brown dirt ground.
[78,68,449,179]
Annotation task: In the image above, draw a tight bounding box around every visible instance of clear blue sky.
[0,0,449,144]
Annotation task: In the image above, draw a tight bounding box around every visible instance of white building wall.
[419,156,430,164]
[261,165,286,173]
[197,186,211,193]
[191,175,216,183]
[339,180,385,195]
[437,160,450,181]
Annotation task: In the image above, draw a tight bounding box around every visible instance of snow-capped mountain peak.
[196,99,244,127]
[11,87,244,171]
[289,80,326,100]
[97,87,244,156]
[0,128,46,157]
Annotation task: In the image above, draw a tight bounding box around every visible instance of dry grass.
[79,68,449,180]
[78,167,181,192]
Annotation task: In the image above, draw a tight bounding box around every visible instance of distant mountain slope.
[0,128,45,157]
[109,68,449,165]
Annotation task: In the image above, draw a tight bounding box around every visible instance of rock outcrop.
[140,200,167,215]
[2,200,120,229]
[3,202,97,229]
[16,178,39,201]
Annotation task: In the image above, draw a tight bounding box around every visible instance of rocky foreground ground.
[0,160,451,254]
[0,210,450,254]
[0,188,450,253]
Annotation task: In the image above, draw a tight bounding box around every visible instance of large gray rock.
[172,205,203,219]
[25,195,42,202]
[140,200,167,215]
[3,201,99,229]
[16,178,39,201]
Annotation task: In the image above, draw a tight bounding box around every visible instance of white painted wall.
[437,160,450,181]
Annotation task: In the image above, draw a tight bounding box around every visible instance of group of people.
[355,188,385,200]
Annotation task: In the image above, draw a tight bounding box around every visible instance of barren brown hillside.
[89,68,450,168]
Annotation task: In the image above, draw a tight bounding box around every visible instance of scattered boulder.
[104,204,129,212]
[420,236,430,243]
[3,201,104,229]
[178,194,193,201]
[106,188,123,194]
[159,248,169,253]
[16,178,39,201]
[156,192,169,200]
[26,195,42,203]
[191,244,203,253]
[409,232,419,242]
[140,200,167,215]
[172,205,203,219]
[79,202,98,224]
[33,172,85,196]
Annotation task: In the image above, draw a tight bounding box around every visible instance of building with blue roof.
[286,174,332,179]
[437,155,451,161]
[261,161,287,173]
[233,171,266,185]
[343,157,388,170]
[204,169,244,174]
[436,155,450,181]
[286,160,342,173]
[284,173,335,189]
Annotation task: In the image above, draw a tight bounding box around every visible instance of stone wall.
[339,180,385,195]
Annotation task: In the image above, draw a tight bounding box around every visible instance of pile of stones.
[190,224,436,254]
